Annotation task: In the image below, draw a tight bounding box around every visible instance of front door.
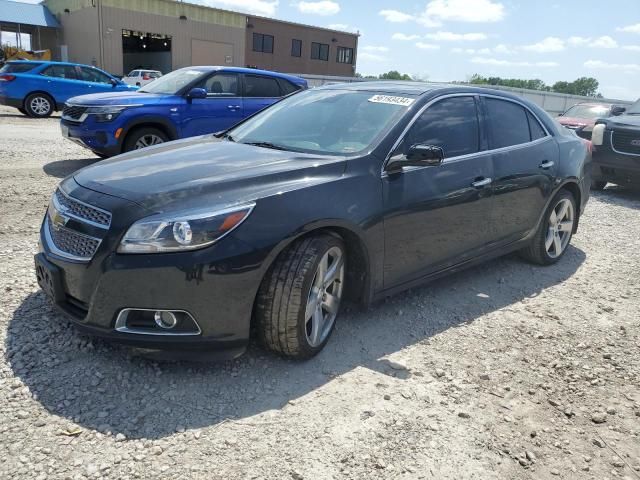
[182,72,243,136]
[382,95,495,288]
[481,97,559,244]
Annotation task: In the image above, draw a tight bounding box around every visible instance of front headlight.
[118,203,255,253]
[86,106,128,123]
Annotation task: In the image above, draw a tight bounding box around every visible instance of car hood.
[67,91,177,106]
[603,114,640,128]
[72,136,347,213]
[558,116,594,127]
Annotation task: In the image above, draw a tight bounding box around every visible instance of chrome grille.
[47,218,101,260]
[55,189,111,227]
[62,104,87,122]
[611,131,640,156]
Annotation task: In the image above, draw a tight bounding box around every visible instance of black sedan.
[35,82,591,359]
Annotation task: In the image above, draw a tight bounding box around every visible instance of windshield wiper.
[241,141,289,151]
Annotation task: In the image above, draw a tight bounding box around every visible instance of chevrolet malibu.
[35,83,591,359]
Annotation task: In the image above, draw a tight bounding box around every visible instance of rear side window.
[0,63,41,74]
[41,65,78,79]
[244,75,281,98]
[527,111,547,141]
[485,98,531,149]
[404,96,480,158]
[278,79,301,96]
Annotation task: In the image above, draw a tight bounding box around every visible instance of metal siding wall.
[99,6,245,74]
[56,6,101,66]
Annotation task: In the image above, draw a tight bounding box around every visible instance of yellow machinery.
[0,45,52,65]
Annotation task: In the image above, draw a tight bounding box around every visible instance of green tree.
[378,70,413,81]
[552,77,600,97]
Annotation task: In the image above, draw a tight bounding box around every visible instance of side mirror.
[110,78,118,87]
[611,106,626,116]
[557,112,563,117]
[386,144,444,173]
[187,87,207,102]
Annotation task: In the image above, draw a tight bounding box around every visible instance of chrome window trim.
[43,216,101,263]
[381,92,553,177]
[54,188,112,229]
[115,308,202,336]
[610,131,640,157]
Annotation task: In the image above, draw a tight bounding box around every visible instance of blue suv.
[0,61,136,117]
[60,66,308,157]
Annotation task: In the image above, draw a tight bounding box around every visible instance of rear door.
[182,71,243,136]
[242,74,283,116]
[482,96,558,244]
[382,95,496,288]
[39,64,87,104]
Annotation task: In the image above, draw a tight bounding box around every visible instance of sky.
[13,0,640,100]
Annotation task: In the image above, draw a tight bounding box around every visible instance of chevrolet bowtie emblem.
[51,209,70,228]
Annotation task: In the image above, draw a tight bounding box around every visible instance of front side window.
[41,65,78,80]
[244,75,281,98]
[230,90,411,155]
[291,39,302,57]
[79,67,112,84]
[253,33,274,53]
[200,73,239,96]
[278,79,301,96]
[311,42,329,61]
[336,47,353,64]
[128,70,140,77]
[404,96,480,158]
[485,98,531,149]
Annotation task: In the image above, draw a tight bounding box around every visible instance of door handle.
[539,160,554,169]
[227,105,240,110]
[471,177,492,188]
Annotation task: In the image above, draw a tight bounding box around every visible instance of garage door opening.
[122,29,172,75]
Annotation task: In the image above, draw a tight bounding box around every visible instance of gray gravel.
[1,105,639,479]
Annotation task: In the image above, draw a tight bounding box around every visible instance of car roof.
[181,66,307,84]
[7,60,102,68]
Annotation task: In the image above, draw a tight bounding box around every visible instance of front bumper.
[592,130,640,186]
[36,181,266,355]
[61,119,122,157]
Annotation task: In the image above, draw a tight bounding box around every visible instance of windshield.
[627,99,640,114]
[562,104,610,119]
[138,68,204,94]
[229,89,414,155]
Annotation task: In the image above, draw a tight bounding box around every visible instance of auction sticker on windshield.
[368,95,415,107]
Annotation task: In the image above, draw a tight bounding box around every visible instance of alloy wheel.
[545,198,574,259]
[30,97,51,116]
[135,134,165,149]
[304,246,344,347]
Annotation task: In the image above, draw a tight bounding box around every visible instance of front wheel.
[122,127,168,152]
[256,234,346,359]
[520,190,576,265]
[24,93,54,118]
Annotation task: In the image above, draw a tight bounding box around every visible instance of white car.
[122,69,162,87]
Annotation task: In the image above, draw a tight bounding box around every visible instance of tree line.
[357,71,603,98]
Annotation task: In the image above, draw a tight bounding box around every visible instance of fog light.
[154,310,177,329]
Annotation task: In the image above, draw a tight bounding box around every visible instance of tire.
[122,127,168,152]
[591,180,607,191]
[17,108,27,115]
[520,189,576,266]
[256,234,346,359]
[24,93,54,118]
[92,151,110,159]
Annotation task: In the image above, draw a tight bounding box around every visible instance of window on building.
[311,42,329,61]
[253,33,274,53]
[404,96,480,158]
[485,98,531,149]
[1,31,32,50]
[336,47,353,64]
[244,75,281,98]
[291,39,302,57]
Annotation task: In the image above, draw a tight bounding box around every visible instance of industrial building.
[0,0,358,77]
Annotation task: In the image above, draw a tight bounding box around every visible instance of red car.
[557,102,626,139]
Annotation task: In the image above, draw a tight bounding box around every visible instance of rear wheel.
[520,190,576,265]
[591,180,607,191]
[17,107,27,115]
[255,234,346,359]
[24,93,54,118]
[123,127,168,152]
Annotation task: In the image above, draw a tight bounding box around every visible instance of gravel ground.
[1,105,639,480]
